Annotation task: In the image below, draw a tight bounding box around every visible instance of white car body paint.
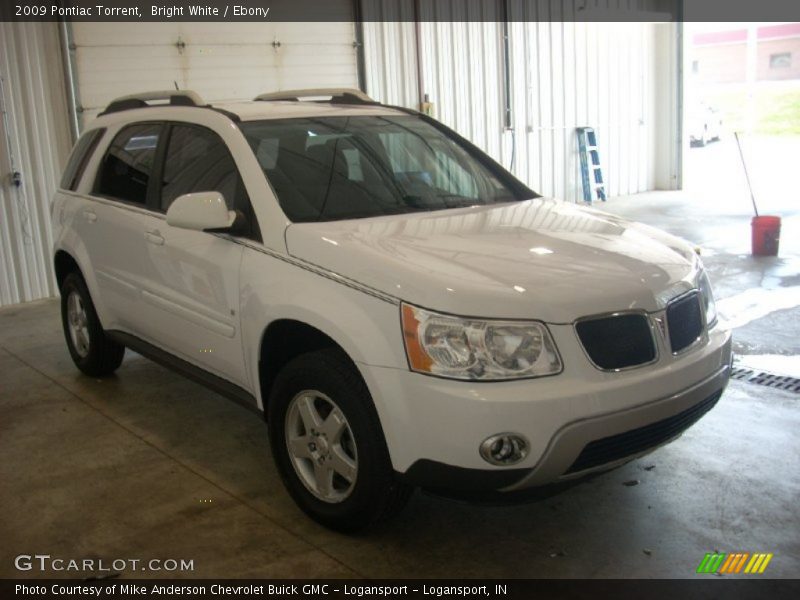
[284,198,703,322]
[52,98,732,490]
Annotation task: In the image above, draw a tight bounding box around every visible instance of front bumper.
[360,325,732,492]
[507,363,728,490]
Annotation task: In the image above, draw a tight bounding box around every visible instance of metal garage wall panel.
[72,19,360,124]
[653,21,679,190]
[0,22,72,307]
[362,3,506,166]
[361,0,419,107]
[363,10,661,202]
[507,16,656,202]
[416,1,506,164]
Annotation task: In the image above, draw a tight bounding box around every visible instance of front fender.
[239,247,407,409]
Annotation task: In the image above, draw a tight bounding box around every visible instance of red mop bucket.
[751,215,781,256]
[735,133,781,257]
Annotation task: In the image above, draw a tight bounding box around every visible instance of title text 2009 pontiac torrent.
[52,89,731,531]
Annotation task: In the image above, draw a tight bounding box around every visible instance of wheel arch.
[53,247,111,327]
[54,249,83,289]
[257,319,360,417]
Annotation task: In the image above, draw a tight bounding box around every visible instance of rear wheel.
[267,348,412,532]
[60,272,125,377]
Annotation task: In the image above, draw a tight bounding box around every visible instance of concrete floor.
[2,156,799,578]
[1,301,798,579]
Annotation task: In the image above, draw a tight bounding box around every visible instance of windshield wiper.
[435,193,481,208]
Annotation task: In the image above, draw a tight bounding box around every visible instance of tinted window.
[60,129,104,191]
[160,125,242,212]
[95,124,161,204]
[240,115,526,222]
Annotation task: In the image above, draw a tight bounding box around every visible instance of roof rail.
[99,90,206,116]
[254,88,376,105]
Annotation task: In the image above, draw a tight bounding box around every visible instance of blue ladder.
[576,127,606,203]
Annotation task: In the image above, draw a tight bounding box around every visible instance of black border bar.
[2,0,800,23]
[3,579,800,600]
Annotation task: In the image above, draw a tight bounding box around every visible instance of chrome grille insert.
[666,291,704,354]
[575,313,657,371]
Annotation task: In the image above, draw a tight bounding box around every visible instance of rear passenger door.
[134,123,255,389]
[84,122,163,332]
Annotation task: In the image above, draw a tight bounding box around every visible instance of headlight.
[697,269,718,328]
[401,304,562,380]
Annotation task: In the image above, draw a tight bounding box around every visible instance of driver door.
[135,123,259,389]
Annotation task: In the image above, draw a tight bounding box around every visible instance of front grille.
[666,291,704,353]
[565,389,723,474]
[576,313,656,370]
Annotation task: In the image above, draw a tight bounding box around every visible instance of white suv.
[52,89,732,531]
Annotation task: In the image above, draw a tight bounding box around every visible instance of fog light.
[479,433,529,466]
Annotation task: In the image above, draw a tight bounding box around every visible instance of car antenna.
[174,80,180,91]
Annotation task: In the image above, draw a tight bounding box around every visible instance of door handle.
[145,230,165,246]
[83,210,97,223]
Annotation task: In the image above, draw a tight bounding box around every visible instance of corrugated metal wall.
[363,1,506,164]
[0,22,73,307]
[508,20,657,202]
[362,15,419,110]
[71,19,359,125]
[362,5,672,203]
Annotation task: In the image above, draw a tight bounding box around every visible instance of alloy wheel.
[284,390,358,503]
[67,291,90,358]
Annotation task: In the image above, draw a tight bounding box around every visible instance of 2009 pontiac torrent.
[52,88,732,531]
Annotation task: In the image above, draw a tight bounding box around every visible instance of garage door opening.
[684,22,800,227]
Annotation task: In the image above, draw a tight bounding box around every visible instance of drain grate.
[730,366,800,393]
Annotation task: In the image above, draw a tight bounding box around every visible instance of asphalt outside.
[0,134,798,579]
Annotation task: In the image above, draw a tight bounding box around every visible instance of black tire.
[267,348,412,532]
[60,272,125,377]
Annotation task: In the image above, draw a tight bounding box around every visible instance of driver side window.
[161,125,240,212]
[160,124,260,241]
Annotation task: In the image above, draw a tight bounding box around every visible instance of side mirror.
[166,192,236,232]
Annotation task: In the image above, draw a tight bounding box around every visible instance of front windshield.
[240,115,530,222]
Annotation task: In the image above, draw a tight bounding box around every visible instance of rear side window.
[94,124,161,204]
[160,124,245,212]
[60,129,105,191]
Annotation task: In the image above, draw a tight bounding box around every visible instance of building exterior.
[692,23,800,84]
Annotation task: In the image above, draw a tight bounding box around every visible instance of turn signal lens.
[402,304,433,372]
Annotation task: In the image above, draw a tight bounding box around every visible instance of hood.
[284,199,700,322]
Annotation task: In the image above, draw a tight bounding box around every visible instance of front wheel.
[60,272,125,377]
[267,348,412,532]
